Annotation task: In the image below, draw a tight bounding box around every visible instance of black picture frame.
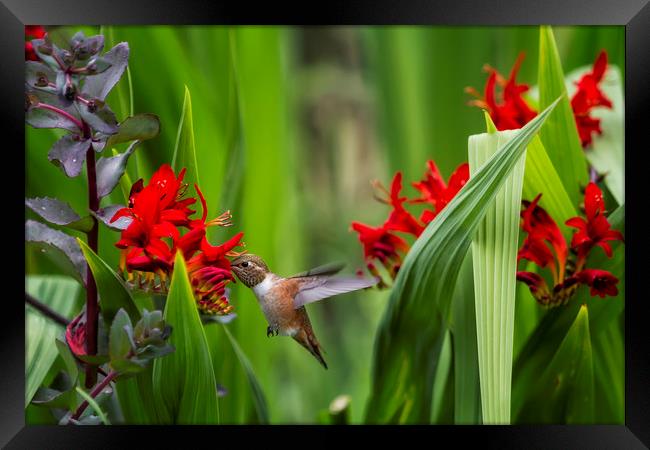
[6,0,649,447]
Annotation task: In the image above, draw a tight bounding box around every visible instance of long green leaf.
[538,26,588,206]
[172,86,200,188]
[152,252,219,424]
[469,127,527,424]
[516,305,594,423]
[222,325,270,424]
[592,314,624,423]
[25,275,80,406]
[451,251,481,424]
[364,98,559,424]
[77,239,140,323]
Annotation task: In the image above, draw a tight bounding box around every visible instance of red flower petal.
[575,269,619,298]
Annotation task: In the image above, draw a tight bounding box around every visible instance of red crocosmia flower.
[350,221,409,283]
[112,164,244,316]
[574,269,619,298]
[466,53,538,131]
[379,173,425,236]
[520,194,568,281]
[411,161,470,224]
[517,186,623,307]
[65,312,87,357]
[570,50,613,147]
[566,182,624,261]
[187,232,244,315]
[25,25,46,61]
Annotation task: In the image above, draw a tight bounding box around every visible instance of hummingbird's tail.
[293,328,328,370]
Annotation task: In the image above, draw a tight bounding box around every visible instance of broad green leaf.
[365,98,559,424]
[77,238,140,323]
[451,252,481,424]
[522,135,577,233]
[25,275,80,406]
[115,366,159,424]
[592,314,624,423]
[430,329,454,423]
[469,126,527,424]
[538,26,588,206]
[222,325,270,424]
[109,309,134,361]
[171,86,200,188]
[566,65,624,205]
[152,252,219,424]
[516,305,594,423]
[106,114,161,147]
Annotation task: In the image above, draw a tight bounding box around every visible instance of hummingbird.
[230,254,378,369]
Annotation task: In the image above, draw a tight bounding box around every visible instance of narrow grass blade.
[75,386,111,425]
[25,275,80,406]
[365,98,559,424]
[152,252,220,424]
[469,126,527,424]
[538,26,588,206]
[222,325,270,424]
[172,86,200,188]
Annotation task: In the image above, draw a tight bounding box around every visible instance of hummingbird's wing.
[287,261,346,279]
[293,275,378,309]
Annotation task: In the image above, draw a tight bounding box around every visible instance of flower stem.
[84,140,100,388]
[25,292,69,327]
[70,370,117,422]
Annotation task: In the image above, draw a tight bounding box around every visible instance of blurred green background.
[25,25,624,423]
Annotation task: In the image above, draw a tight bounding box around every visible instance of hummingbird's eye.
[241,261,249,268]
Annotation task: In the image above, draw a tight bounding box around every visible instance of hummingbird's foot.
[267,325,280,337]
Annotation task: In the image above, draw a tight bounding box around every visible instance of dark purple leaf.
[25,220,87,283]
[93,205,132,231]
[106,114,161,147]
[25,197,94,232]
[25,86,82,133]
[85,56,112,75]
[82,43,129,101]
[71,32,104,61]
[48,135,91,178]
[31,38,62,71]
[96,141,139,198]
[25,61,56,90]
[77,102,118,135]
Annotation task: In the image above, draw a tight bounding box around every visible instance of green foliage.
[469,128,527,424]
[172,86,200,188]
[537,26,588,206]
[365,100,557,423]
[152,253,220,424]
[25,275,81,406]
[77,239,140,322]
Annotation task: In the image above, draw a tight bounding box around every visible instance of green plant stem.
[70,370,117,422]
[84,136,100,389]
[25,292,69,327]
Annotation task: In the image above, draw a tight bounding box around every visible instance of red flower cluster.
[351,160,469,287]
[467,51,613,148]
[516,182,623,307]
[25,26,46,61]
[465,53,537,131]
[111,164,244,315]
[570,51,613,147]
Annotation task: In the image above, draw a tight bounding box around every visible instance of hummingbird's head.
[230,254,270,288]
